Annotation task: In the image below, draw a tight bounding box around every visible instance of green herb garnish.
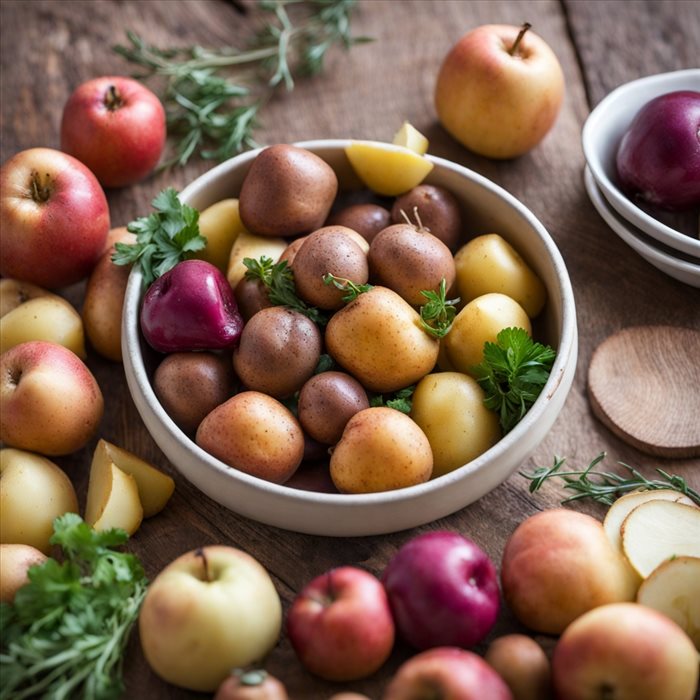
[322,273,373,301]
[370,385,415,414]
[419,278,459,338]
[112,187,206,287]
[472,327,556,433]
[244,256,327,324]
[113,1,370,168]
[522,452,700,506]
[0,514,148,700]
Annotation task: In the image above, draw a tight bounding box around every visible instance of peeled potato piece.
[94,439,174,518]
[87,461,143,535]
[604,489,696,554]
[621,499,700,578]
[637,556,700,650]
[392,121,429,155]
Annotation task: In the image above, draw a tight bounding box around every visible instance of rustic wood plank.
[1,1,699,698]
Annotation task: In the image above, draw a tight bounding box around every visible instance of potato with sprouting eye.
[233,306,322,398]
[292,226,369,310]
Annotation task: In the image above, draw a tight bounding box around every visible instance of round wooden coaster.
[587,325,700,458]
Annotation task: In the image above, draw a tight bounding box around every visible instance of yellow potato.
[392,121,429,155]
[330,407,433,493]
[197,198,247,272]
[445,293,531,374]
[454,234,546,317]
[325,286,439,393]
[86,460,143,536]
[345,141,434,197]
[411,372,501,478]
[226,230,287,289]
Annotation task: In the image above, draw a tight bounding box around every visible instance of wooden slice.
[587,325,700,458]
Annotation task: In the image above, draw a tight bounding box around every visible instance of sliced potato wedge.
[621,499,700,578]
[392,121,429,155]
[86,461,143,535]
[94,439,175,518]
[637,556,700,650]
[604,488,696,553]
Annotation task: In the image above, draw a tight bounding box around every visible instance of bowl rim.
[123,138,577,509]
[581,68,700,258]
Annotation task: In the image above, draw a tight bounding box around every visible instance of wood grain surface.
[1,1,699,698]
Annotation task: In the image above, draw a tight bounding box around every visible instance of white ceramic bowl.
[584,167,700,288]
[582,69,700,260]
[122,140,578,536]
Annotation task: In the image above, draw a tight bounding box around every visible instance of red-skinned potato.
[214,669,288,700]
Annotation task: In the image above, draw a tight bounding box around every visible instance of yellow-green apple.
[0,278,51,317]
[139,546,282,692]
[0,147,109,288]
[382,531,500,650]
[551,603,699,700]
[0,292,86,357]
[214,669,288,700]
[501,509,640,635]
[0,543,47,603]
[0,341,104,455]
[435,23,564,159]
[382,647,514,700]
[60,76,166,188]
[82,227,135,362]
[0,448,79,553]
[484,634,552,700]
[287,566,395,682]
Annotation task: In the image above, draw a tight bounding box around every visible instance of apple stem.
[195,547,211,582]
[104,84,124,111]
[29,171,52,204]
[509,22,532,56]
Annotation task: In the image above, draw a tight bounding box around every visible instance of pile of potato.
[153,144,548,494]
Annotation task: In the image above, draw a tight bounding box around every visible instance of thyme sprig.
[521,452,700,506]
[113,1,369,168]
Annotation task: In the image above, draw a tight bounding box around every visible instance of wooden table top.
[1,1,699,698]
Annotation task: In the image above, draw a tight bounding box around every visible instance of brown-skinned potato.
[328,203,391,244]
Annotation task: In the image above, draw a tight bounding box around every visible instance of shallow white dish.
[582,69,700,259]
[123,140,578,537]
[584,166,700,288]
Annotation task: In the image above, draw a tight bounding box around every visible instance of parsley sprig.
[113,1,369,168]
[112,187,206,287]
[522,452,700,506]
[243,256,328,325]
[0,514,148,700]
[370,385,415,414]
[472,327,556,433]
[419,279,459,338]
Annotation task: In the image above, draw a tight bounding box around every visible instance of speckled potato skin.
[328,203,391,244]
[233,277,273,322]
[233,307,322,398]
[239,145,338,237]
[154,352,235,435]
[292,227,369,310]
[368,224,456,306]
[325,286,439,393]
[196,391,304,484]
[297,371,370,445]
[391,184,462,250]
[330,407,433,493]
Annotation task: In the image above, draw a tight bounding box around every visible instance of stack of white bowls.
[582,69,700,287]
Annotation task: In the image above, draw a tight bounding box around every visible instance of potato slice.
[621,500,700,578]
[94,439,175,518]
[392,121,429,155]
[345,141,434,197]
[86,460,143,535]
[604,489,696,554]
[637,556,700,650]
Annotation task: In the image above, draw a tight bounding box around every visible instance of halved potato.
[621,500,700,578]
[86,461,143,535]
[637,556,700,650]
[392,121,429,155]
[94,439,174,518]
[604,489,696,554]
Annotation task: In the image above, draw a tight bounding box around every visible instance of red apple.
[0,147,109,288]
[382,531,500,650]
[435,23,564,159]
[60,76,166,188]
[140,259,244,353]
[286,566,395,682]
[0,341,104,455]
[383,647,514,700]
[616,90,700,210]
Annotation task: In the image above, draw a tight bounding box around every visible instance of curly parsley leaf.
[0,514,147,700]
[472,327,556,433]
[112,187,206,287]
[370,385,415,414]
[419,278,459,338]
